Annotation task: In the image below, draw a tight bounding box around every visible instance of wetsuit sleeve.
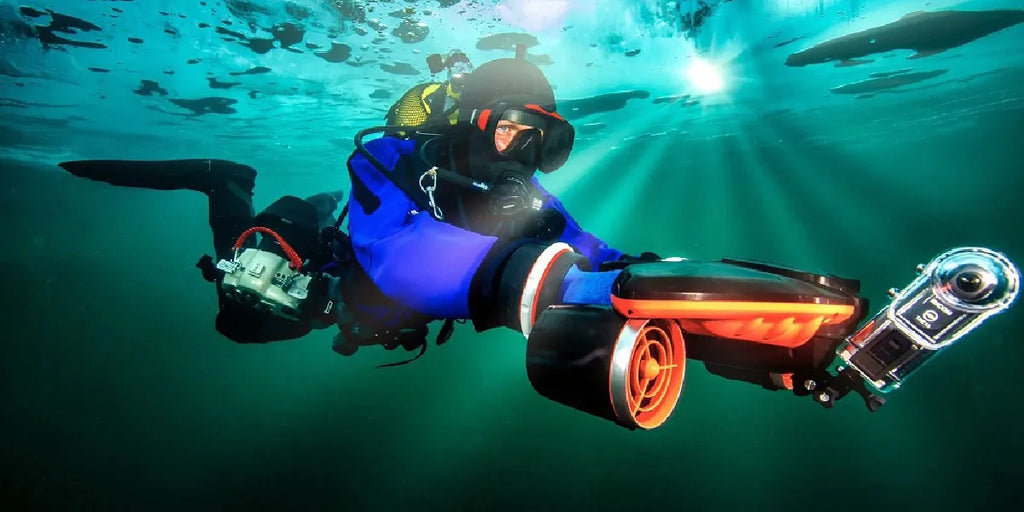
[347,138,499,319]
[534,180,624,269]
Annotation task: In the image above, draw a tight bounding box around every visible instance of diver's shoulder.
[363,135,417,156]
[348,135,418,175]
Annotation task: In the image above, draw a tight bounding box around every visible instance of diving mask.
[469,101,575,173]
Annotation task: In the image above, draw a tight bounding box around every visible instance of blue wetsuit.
[345,136,623,328]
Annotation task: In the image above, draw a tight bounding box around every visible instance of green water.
[3,0,1024,510]
[4,103,1022,509]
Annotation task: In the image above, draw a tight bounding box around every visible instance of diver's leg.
[57,159,254,192]
[58,159,340,344]
[207,174,256,259]
[58,159,257,259]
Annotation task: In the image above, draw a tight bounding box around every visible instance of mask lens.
[538,120,574,173]
[501,128,542,168]
[492,106,574,173]
[451,60,473,77]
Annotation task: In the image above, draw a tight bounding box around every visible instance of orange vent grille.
[611,298,855,348]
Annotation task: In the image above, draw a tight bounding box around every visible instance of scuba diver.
[58,55,1020,430]
[58,54,629,359]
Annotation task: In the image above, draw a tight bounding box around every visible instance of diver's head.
[457,58,575,176]
[458,57,556,114]
[426,49,474,95]
[445,50,473,93]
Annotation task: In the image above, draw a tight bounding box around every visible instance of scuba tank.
[384,50,472,132]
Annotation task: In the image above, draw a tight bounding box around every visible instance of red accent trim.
[529,248,571,325]
[231,227,304,269]
[851,319,875,344]
[524,103,565,121]
[476,109,491,131]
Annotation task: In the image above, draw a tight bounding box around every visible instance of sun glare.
[686,57,726,94]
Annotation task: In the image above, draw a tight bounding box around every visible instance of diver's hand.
[559,265,621,306]
[628,251,663,262]
[598,252,685,271]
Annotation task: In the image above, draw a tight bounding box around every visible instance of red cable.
[231,227,304,269]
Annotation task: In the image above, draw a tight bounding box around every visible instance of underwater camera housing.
[216,196,326,322]
[835,247,1019,394]
[218,248,313,321]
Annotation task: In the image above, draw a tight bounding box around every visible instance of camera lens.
[932,248,1019,311]
[955,272,983,295]
[948,265,994,302]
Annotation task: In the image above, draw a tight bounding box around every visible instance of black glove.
[598,251,662,271]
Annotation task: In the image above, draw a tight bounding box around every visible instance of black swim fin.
[57,159,256,194]
[60,159,259,259]
[303,190,346,230]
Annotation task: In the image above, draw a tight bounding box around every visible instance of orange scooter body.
[609,259,864,348]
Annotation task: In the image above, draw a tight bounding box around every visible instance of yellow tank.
[385,81,461,130]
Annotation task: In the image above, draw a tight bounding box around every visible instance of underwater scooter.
[523,247,1019,430]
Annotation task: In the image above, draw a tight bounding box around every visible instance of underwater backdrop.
[2,0,1023,510]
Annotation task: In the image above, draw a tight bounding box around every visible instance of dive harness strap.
[352,125,491,218]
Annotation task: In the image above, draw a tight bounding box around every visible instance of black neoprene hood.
[457,58,557,115]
